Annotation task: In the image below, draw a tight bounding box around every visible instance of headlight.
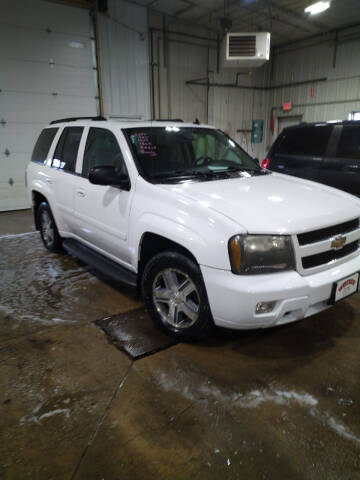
[228,234,295,274]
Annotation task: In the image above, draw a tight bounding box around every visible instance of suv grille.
[296,218,360,272]
[302,242,358,269]
[228,35,256,57]
[298,219,359,245]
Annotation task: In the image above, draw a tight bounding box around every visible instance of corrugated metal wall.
[267,34,360,150]
[149,15,269,159]
[97,0,150,120]
[208,54,269,160]
[149,20,360,161]
[149,16,210,123]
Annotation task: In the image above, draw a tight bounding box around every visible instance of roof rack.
[50,116,107,125]
[154,118,184,122]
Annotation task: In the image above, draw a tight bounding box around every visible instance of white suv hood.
[160,172,360,234]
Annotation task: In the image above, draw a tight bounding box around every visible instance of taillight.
[261,157,270,169]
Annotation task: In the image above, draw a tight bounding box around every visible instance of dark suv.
[263,121,360,196]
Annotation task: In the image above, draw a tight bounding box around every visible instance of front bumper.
[201,255,360,329]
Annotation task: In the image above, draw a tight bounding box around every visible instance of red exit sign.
[283,101,292,111]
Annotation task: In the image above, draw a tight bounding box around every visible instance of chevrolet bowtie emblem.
[331,235,346,250]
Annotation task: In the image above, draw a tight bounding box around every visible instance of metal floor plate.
[95,308,177,359]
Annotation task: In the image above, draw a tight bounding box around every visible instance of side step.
[62,239,137,288]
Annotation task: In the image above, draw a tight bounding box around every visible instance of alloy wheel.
[152,268,200,329]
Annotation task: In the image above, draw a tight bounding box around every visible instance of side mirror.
[89,166,130,190]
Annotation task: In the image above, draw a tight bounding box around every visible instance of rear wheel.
[37,201,63,253]
[142,252,213,340]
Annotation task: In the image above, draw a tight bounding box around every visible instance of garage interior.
[1,0,360,478]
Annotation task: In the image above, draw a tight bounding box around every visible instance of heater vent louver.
[228,35,256,57]
[224,32,270,68]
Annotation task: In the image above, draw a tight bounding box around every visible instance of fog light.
[256,301,276,314]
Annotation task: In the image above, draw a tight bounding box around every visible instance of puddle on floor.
[0,233,140,336]
[95,308,177,359]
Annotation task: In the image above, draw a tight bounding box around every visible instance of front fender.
[129,190,242,271]
[133,212,209,264]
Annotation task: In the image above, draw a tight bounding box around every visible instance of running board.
[62,239,137,288]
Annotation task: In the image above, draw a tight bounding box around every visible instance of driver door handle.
[76,189,86,198]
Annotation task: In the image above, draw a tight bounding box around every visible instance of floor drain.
[95,308,177,360]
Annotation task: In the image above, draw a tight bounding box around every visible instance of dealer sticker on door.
[332,273,359,303]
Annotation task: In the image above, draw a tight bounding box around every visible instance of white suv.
[27,117,360,340]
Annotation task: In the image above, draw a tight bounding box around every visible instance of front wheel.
[141,252,213,340]
[37,201,63,253]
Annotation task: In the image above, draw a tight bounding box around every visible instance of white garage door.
[0,0,98,211]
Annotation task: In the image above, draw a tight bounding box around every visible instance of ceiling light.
[305,1,330,15]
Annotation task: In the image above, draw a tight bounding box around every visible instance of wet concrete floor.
[1,211,360,479]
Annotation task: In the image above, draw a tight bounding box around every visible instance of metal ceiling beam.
[274,20,360,51]
[44,0,93,9]
[197,3,293,42]
[193,0,331,36]
[199,0,313,34]
[174,0,217,17]
[262,0,329,32]
[194,0,239,24]
[124,0,216,33]
[175,4,196,17]
[230,6,313,33]
[230,17,293,41]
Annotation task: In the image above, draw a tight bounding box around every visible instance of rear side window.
[82,127,126,178]
[52,127,83,172]
[276,126,332,157]
[31,128,58,163]
[337,125,360,160]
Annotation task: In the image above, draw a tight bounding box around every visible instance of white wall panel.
[208,54,269,160]
[97,0,150,120]
[0,0,97,211]
[149,13,212,123]
[167,40,208,123]
[149,12,271,159]
[153,36,209,122]
[267,36,360,151]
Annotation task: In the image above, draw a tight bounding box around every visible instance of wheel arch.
[31,191,49,230]
[138,232,199,279]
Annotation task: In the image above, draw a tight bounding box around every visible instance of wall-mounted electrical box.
[251,120,264,143]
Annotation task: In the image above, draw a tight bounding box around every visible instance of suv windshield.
[125,127,261,182]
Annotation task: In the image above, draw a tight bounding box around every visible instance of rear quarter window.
[52,127,83,172]
[276,125,333,157]
[31,128,58,164]
[337,125,360,160]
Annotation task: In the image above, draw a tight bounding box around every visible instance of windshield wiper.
[223,166,270,175]
[151,170,212,179]
[150,166,267,181]
[220,166,258,172]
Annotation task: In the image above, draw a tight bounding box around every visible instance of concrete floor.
[1,211,360,480]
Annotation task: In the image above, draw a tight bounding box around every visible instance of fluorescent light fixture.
[305,1,330,14]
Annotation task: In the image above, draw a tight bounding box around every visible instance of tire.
[141,251,213,341]
[37,201,63,253]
